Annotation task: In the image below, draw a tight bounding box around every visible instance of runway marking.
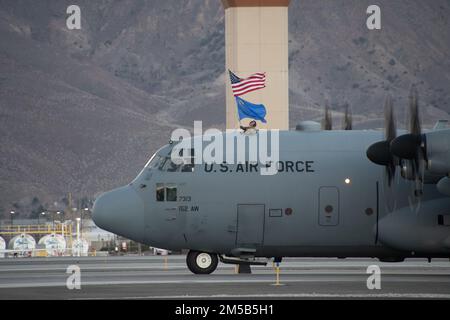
[1,265,449,273]
[0,279,357,289]
[0,266,190,272]
[74,293,450,300]
[2,276,450,289]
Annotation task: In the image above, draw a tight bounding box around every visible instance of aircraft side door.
[236,204,265,247]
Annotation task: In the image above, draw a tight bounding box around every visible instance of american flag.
[229,70,266,97]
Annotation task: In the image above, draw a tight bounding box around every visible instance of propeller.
[322,102,333,131]
[366,96,398,186]
[342,104,353,130]
[390,86,427,196]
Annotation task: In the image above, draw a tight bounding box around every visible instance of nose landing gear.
[186,250,219,274]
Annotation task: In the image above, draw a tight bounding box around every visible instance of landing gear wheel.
[186,251,218,275]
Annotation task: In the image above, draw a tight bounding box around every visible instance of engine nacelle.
[400,162,444,184]
[425,130,450,174]
[437,177,450,197]
[378,199,450,253]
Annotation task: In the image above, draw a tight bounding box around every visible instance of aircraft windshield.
[143,150,194,173]
[145,154,162,169]
[159,158,180,172]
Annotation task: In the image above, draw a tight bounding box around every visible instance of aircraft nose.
[92,186,145,242]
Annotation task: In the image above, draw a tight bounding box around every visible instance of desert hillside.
[0,0,449,216]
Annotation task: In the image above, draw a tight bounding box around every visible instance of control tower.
[222,0,290,130]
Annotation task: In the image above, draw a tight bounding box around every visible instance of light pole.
[81,208,89,238]
[72,207,77,221]
[10,211,15,226]
[76,218,81,241]
[76,217,81,257]
[53,211,61,229]
[57,211,61,231]
[40,211,46,226]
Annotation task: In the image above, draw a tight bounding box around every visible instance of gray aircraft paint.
[93,129,450,260]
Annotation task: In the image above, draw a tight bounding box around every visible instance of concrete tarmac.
[0,256,449,300]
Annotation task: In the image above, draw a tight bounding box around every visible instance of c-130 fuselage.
[93,129,450,274]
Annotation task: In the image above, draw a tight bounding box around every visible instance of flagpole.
[234,96,243,129]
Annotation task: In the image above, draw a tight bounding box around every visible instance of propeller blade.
[343,104,353,130]
[409,86,421,136]
[385,96,396,142]
[366,96,397,186]
[384,96,397,186]
[390,86,425,197]
[386,163,396,187]
[322,103,333,131]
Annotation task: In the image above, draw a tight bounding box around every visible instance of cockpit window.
[163,159,180,172]
[179,149,195,173]
[156,183,165,202]
[166,184,177,202]
[156,157,181,172]
[156,183,177,202]
[182,163,194,173]
[149,149,195,173]
[158,158,168,171]
[146,155,162,169]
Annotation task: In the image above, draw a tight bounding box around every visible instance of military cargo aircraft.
[93,90,450,274]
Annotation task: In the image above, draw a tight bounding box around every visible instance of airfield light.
[10,211,16,226]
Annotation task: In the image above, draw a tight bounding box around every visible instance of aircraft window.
[147,155,162,169]
[158,158,168,171]
[182,164,195,173]
[156,183,165,202]
[162,158,180,172]
[166,184,177,202]
[180,149,195,173]
[179,149,195,157]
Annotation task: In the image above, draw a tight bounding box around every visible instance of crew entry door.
[236,204,265,247]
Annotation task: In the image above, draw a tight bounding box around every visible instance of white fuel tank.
[0,236,5,258]
[8,234,36,256]
[72,239,89,257]
[38,234,67,256]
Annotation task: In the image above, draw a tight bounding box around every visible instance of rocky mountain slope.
[0,0,449,216]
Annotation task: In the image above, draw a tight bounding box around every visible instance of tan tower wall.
[222,0,290,130]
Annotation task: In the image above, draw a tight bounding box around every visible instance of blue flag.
[235,96,267,124]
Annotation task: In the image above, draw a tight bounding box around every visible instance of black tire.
[186,251,219,275]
